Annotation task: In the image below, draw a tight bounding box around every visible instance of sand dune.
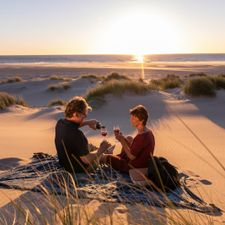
[0,77,97,106]
[0,77,225,224]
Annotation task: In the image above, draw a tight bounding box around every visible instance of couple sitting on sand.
[55,96,155,175]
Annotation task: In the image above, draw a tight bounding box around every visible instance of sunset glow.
[93,11,184,55]
[1,1,225,55]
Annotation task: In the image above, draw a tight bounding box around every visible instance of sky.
[0,0,225,55]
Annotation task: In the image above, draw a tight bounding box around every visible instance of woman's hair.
[65,96,92,118]
[130,105,148,126]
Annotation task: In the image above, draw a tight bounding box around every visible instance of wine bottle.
[96,121,104,129]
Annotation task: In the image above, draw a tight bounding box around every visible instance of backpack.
[147,156,180,192]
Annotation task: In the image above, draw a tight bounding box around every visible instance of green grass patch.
[0,92,27,110]
[86,80,150,101]
[48,82,71,91]
[184,77,216,96]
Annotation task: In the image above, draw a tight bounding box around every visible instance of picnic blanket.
[0,153,222,215]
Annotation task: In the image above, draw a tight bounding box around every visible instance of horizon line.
[1,52,225,57]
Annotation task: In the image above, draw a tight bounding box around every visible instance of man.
[55,96,110,173]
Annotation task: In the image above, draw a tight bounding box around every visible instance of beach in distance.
[0,55,225,224]
[1,54,225,80]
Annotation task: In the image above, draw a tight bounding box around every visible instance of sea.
[0,54,225,79]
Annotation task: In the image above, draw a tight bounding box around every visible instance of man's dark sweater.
[55,119,89,173]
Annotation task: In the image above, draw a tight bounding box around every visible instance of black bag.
[147,156,180,192]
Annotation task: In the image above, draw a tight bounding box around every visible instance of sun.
[134,54,144,63]
[93,10,184,54]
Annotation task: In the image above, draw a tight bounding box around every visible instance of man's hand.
[97,140,111,156]
[81,119,98,130]
[87,119,98,130]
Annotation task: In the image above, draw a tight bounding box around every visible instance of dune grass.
[86,80,150,102]
[189,73,207,77]
[81,74,100,80]
[48,99,66,107]
[0,92,27,110]
[49,75,72,81]
[149,74,225,95]
[49,75,64,80]
[0,76,23,84]
[207,76,225,90]
[1,155,222,225]
[48,82,71,91]
[184,77,216,96]
[85,73,224,104]
[103,73,130,83]
[150,75,182,90]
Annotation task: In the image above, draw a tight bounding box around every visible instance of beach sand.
[1,61,225,81]
[0,75,225,224]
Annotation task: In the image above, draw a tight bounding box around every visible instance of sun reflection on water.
[134,54,144,63]
[133,54,145,80]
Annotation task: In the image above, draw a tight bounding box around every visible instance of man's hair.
[65,96,92,118]
[130,105,148,126]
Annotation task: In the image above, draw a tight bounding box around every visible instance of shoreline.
[1,63,225,80]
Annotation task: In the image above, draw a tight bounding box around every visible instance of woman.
[102,105,155,173]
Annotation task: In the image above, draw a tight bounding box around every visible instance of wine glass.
[113,125,120,142]
[113,125,120,135]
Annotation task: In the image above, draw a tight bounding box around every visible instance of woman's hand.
[115,131,124,142]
